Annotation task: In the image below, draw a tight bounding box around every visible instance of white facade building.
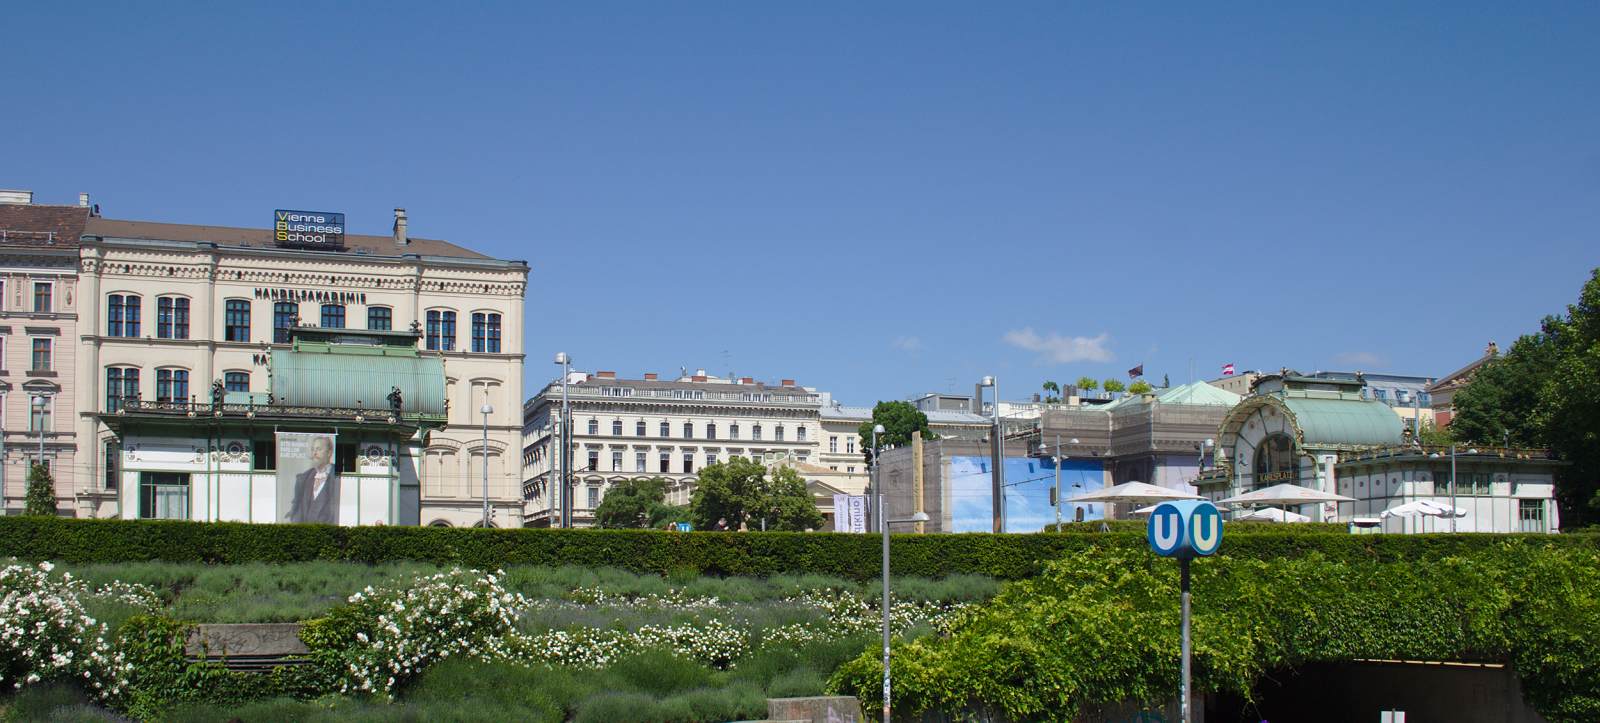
[77,208,528,527]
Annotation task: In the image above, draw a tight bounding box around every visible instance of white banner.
[277,432,341,524]
[833,494,868,533]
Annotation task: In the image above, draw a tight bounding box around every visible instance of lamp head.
[873,424,886,435]
[909,511,931,523]
[980,375,995,387]
[553,352,569,365]
[1070,438,1080,444]
[480,403,494,415]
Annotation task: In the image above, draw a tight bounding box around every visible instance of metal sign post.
[1147,499,1223,723]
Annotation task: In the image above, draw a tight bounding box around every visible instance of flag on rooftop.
[1222,363,1235,376]
[1128,364,1143,379]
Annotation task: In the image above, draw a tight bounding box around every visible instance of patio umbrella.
[1233,507,1309,523]
[1133,502,1230,515]
[1381,499,1468,533]
[1066,482,1201,521]
[1219,483,1354,522]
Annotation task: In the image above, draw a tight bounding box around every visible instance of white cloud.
[1334,351,1385,368]
[1002,328,1113,364]
[891,335,923,352]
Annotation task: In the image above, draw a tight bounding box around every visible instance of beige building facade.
[76,209,528,527]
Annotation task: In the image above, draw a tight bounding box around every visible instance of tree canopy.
[24,464,55,516]
[1075,377,1099,393]
[592,477,687,529]
[688,457,824,532]
[1128,380,1153,395]
[857,401,934,463]
[1041,380,1061,403]
[1102,378,1127,394]
[1449,268,1600,525]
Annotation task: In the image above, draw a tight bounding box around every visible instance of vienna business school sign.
[274,209,345,250]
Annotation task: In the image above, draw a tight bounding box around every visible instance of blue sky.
[7,2,1597,404]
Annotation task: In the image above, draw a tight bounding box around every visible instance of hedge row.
[3,517,1595,580]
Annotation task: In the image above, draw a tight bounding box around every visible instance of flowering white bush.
[0,562,131,699]
[337,568,523,698]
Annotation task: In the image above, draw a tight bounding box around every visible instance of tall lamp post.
[880,486,930,723]
[1047,436,1081,528]
[553,352,571,528]
[1428,444,1476,533]
[979,375,1003,533]
[871,424,884,533]
[480,403,494,528]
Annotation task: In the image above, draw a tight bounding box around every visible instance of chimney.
[781,379,795,387]
[695,368,706,377]
[393,208,409,246]
[78,192,90,208]
[596,370,616,379]
[643,372,658,381]
[691,374,707,382]
[1486,341,1499,357]
[741,377,754,385]
[0,190,33,205]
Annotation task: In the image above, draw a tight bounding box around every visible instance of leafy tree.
[1128,380,1153,395]
[1075,377,1098,394]
[857,401,934,463]
[24,464,56,516]
[593,477,687,529]
[1102,379,1126,394]
[688,457,823,531]
[1449,268,1600,526]
[1041,380,1061,403]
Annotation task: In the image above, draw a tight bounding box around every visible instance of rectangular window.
[33,282,51,313]
[104,441,120,490]
[472,313,487,352]
[106,367,140,411]
[485,313,501,353]
[320,304,345,329]
[612,420,623,435]
[587,450,599,471]
[29,397,51,432]
[797,426,807,442]
[706,423,717,440]
[660,421,670,437]
[157,369,189,404]
[224,300,249,341]
[706,452,718,466]
[274,302,297,343]
[635,451,646,472]
[30,338,50,371]
[660,451,670,473]
[683,422,693,438]
[224,371,249,392]
[612,451,623,471]
[588,418,599,435]
[126,295,142,337]
[252,440,276,470]
[730,423,739,440]
[636,421,646,436]
[588,486,599,508]
[846,438,856,454]
[683,452,694,475]
[107,295,126,337]
[775,426,785,442]
[368,306,392,331]
[753,424,763,441]
[830,436,839,453]
[1519,499,1546,533]
[138,471,189,520]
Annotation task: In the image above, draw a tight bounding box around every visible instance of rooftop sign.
[274,209,345,250]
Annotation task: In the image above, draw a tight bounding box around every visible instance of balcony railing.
[115,398,434,423]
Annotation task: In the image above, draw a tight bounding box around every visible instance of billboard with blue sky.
[948,455,1105,533]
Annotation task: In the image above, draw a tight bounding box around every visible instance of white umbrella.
[1065,481,1202,505]
[1219,483,1355,506]
[1233,507,1309,523]
[1133,502,1230,515]
[1381,500,1466,519]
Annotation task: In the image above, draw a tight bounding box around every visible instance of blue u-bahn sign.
[1146,500,1223,559]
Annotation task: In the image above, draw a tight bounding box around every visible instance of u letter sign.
[1146,500,1224,559]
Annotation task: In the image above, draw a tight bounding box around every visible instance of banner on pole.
[277,432,341,524]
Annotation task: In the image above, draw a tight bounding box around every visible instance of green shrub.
[0,683,120,723]
[7,517,1594,581]
[573,691,662,723]
[402,658,563,722]
[606,649,716,696]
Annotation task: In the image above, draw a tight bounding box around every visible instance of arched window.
[471,312,502,353]
[156,368,190,404]
[158,296,190,339]
[367,306,392,331]
[427,310,456,351]
[224,371,249,392]
[1254,434,1297,484]
[320,304,345,329]
[107,294,141,337]
[273,302,298,343]
[223,299,249,341]
[106,366,140,411]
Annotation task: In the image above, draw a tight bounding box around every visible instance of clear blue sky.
[8,2,1597,404]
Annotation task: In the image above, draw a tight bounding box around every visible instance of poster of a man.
[278,432,341,524]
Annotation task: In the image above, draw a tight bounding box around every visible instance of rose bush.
[0,562,132,699]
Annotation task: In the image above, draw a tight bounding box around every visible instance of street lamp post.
[880,488,930,723]
[30,394,48,468]
[1049,436,1081,528]
[979,376,1003,533]
[553,352,571,528]
[871,424,885,533]
[480,403,494,528]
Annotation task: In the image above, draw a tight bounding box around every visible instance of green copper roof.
[1282,397,1404,447]
[1155,381,1242,407]
[271,346,446,416]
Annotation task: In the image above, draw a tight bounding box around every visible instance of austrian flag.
[1222,363,1236,376]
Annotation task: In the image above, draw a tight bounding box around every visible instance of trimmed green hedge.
[4,517,1597,580]
[1045,520,1347,534]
